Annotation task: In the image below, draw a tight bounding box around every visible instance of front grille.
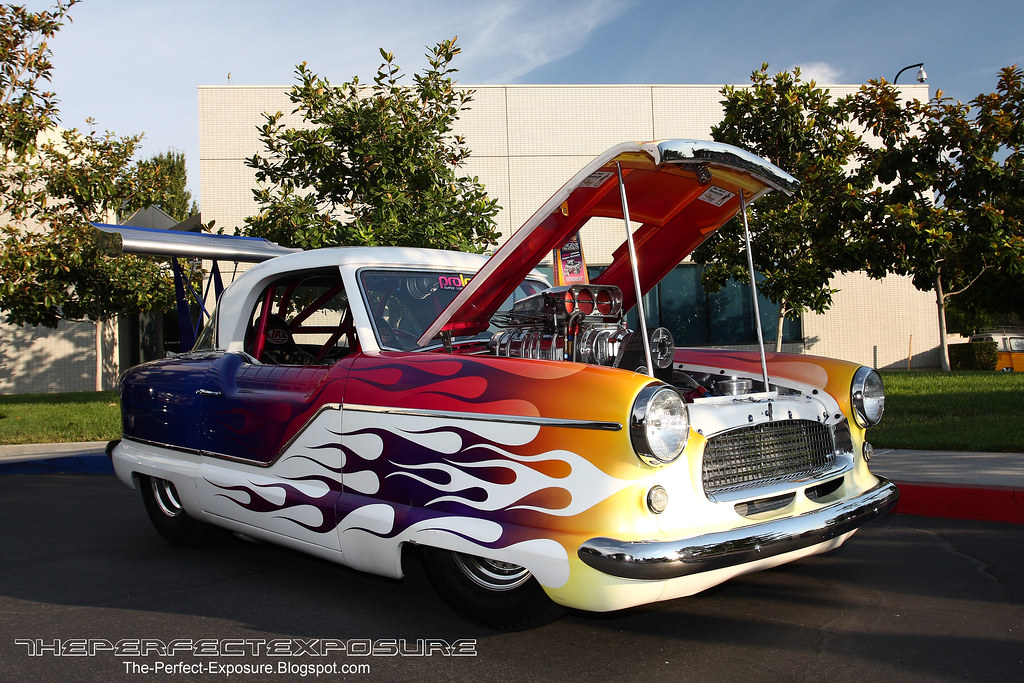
[702,419,836,497]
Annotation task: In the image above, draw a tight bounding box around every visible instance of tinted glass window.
[359,269,546,350]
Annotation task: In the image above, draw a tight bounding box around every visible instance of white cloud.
[790,61,845,84]
[448,0,632,83]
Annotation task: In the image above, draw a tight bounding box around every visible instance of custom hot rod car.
[109,140,897,629]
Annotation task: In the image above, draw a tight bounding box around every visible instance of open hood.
[418,139,798,346]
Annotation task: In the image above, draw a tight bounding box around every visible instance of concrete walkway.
[0,441,108,462]
[869,448,1024,524]
[870,448,1024,488]
[1,441,1022,523]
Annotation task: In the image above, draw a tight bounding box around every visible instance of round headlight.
[630,385,690,465]
[851,367,885,427]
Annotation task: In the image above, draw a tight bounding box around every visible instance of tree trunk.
[774,301,786,353]
[935,272,950,372]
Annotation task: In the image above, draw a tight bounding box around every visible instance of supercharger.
[489,283,675,375]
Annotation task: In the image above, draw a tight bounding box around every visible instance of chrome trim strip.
[122,435,276,468]
[578,478,899,580]
[344,404,622,432]
[121,436,203,458]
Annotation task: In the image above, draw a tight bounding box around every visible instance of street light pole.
[894,62,927,83]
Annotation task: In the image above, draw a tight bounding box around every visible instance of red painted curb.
[891,480,1024,525]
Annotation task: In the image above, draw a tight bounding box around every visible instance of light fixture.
[894,63,927,84]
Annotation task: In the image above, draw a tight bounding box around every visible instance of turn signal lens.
[647,485,669,514]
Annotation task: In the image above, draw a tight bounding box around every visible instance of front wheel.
[421,548,564,630]
[138,475,214,546]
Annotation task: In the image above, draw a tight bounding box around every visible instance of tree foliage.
[0,0,75,225]
[699,63,1024,368]
[0,2,176,329]
[245,38,500,252]
[137,149,199,221]
[694,65,870,346]
[849,67,1024,368]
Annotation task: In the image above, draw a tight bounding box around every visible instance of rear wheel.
[421,548,564,630]
[138,475,213,546]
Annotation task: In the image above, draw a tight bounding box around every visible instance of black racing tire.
[421,547,565,630]
[138,475,214,546]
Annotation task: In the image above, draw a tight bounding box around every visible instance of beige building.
[0,81,938,395]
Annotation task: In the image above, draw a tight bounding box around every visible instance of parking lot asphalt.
[1,474,1022,682]
[1,441,1022,523]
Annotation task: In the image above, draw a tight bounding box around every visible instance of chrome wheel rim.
[452,553,532,591]
[151,478,184,518]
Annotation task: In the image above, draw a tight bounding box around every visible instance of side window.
[244,270,354,365]
[1009,337,1024,352]
[192,303,219,351]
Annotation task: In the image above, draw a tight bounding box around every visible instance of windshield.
[359,269,546,350]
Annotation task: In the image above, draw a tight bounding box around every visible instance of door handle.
[196,389,222,397]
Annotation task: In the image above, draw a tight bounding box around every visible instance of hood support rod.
[616,162,654,377]
[740,191,771,391]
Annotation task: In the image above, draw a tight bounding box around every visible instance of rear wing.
[93,223,298,262]
[93,223,298,353]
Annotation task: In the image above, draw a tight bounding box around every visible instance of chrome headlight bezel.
[851,366,885,427]
[630,385,690,466]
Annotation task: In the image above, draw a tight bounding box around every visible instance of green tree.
[245,37,500,252]
[850,67,1024,370]
[1,123,177,389]
[0,2,177,390]
[694,65,871,351]
[0,1,76,226]
[138,149,199,221]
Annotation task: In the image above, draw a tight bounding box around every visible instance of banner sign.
[552,232,588,286]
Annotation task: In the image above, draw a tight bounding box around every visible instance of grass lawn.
[872,370,1024,452]
[0,391,121,445]
[1,371,1022,451]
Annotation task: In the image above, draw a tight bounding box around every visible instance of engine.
[490,284,674,374]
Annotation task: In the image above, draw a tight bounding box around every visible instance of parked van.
[969,329,1024,371]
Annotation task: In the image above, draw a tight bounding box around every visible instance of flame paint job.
[115,343,889,612]
[124,351,663,591]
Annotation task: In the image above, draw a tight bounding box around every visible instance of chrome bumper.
[578,478,899,580]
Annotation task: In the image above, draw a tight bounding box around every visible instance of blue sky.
[38,0,1024,204]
